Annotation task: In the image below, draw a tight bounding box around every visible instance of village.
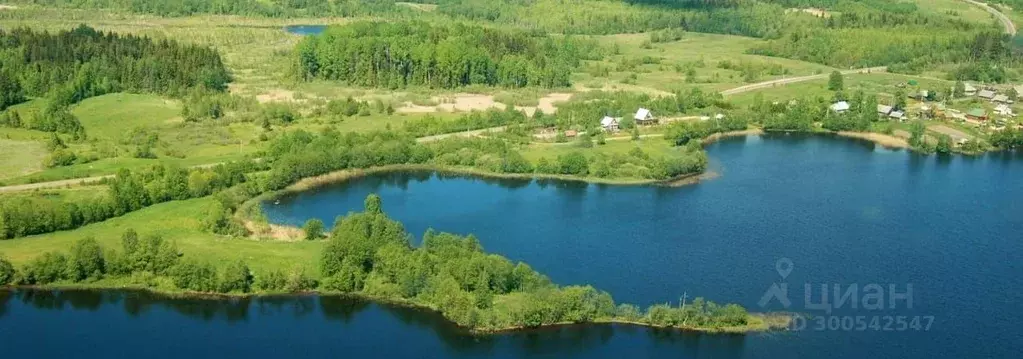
[829,81,1023,146]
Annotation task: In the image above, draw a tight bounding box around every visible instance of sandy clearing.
[256,89,299,103]
[836,131,911,149]
[928,125,973,141]
[397,92,574,115]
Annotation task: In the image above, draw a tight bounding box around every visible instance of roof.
[889,111,905,118]
[978,90,996,99]
[877,104,893,114]
[634,108,651,120]
[964,83,977,91]
[993,94,1010,102]
[830,101,850,112]
[600,116,618,127]
[967,108,987,117]
[1014,85,1023,96]
[564,130,578,136]
[715,113,726,119]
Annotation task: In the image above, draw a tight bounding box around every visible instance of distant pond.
[284,25,326,35]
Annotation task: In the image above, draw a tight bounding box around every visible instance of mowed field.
[575,32,837,95]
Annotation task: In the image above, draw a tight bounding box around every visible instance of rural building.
[634,108,658,125]
[978,90,996,100]
[1014,85,1023,99]
[715,113,726,120]
[830,101,850,113]
[966,108,988,122]
[889,111,905,121]
[564,130,578,137]
[995,104,1014,116]
[877,104,893,116]
[964,83,977,96]
[600,116,620,132]
[993,94,1012,104]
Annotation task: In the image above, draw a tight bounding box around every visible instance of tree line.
[10,0,403,18]
[0,161,257,239]
[295,21,602,89]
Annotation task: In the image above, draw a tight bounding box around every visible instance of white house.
[978,89,996,100]
[600,116,620,132]
[830,101,850,113]
[634,108,657,125]
[995,104,1014,117]
[993,94,1012,104]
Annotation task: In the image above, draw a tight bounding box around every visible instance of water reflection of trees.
[2,289,753,357]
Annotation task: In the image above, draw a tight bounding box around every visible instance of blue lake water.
[284,25,326,35]
[4,134,1022,358]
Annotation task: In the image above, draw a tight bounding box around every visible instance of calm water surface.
[4,135,1021,358]
[284,25,326,35]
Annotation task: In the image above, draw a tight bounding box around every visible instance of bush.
[303,218,325,240]
[255,269,287,291]
[67,237,106,281]
[285,266,317,292]
[0,256,15,285]
[171,260,218,292]
[22,252,69,284]
[218,260,253,293]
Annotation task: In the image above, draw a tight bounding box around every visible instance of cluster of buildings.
[599,108,658,132]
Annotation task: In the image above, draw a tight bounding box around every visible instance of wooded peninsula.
[3,0,1023,334]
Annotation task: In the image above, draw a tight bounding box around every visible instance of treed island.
[2,0,1023,333]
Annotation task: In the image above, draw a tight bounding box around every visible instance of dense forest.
[0,25,229,100]
[295,21,602,88]
[0,25,230,137]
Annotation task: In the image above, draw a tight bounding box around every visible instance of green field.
[0,197,323,273]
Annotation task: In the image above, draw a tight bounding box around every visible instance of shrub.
[171,260,218,292]
[22,252,69,284]
[255,269,287,291]
[0,256,14,285]
[67,237,106,281]
[218,260,253,293]
[303,219,325,240]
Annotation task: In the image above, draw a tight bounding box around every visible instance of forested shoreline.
[0,194,781,333]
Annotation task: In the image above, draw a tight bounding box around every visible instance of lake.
[4,134,1021,358]
[284,25,326,35]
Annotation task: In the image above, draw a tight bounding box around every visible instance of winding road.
[964,0,1017,35]
[1,1,1017,193]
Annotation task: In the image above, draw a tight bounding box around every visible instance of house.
[564,130,578,138]
[993,94,1012,104]
[977,90,996,100]
[889,111,905,121]
[600,116,620,132]
[966,108,988,122]
[830,101,850,113]
[1014,85,1023,99]
[995,104,1014,116]
[877,104,893,116]
[634,108,658,125]
[715,113,726,120]
[964,83,978,96]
